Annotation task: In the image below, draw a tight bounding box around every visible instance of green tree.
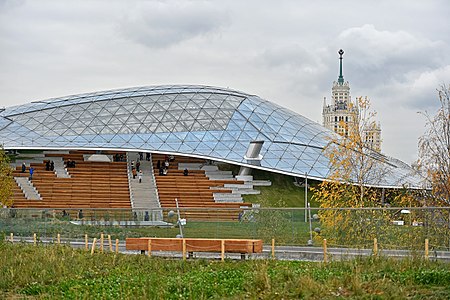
[0,147,13,207]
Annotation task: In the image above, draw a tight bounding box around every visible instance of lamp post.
[175,198,184,238]
[304,173,308,222]
[307,202,313,245]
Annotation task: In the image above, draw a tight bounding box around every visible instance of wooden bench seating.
[153,155,252,221]
[126,237,263,257]
[11,151,131,209]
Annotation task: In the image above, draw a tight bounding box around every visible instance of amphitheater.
[0,85,422,221]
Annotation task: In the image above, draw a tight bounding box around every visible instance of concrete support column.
[238,141,264,176]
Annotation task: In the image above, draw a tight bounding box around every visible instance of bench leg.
[241,253,246,260]
[141,250,145,255]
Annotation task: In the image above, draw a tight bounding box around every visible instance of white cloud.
[118,1,229,48]
[337,24,449,87]
[0,1,449,163]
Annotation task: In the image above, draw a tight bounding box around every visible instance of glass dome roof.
[0,84,422,188]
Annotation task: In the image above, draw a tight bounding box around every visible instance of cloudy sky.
[0,0,449,163]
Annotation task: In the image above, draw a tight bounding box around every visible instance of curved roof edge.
[0,84,424,189]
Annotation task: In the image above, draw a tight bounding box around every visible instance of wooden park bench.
[126,237,263,259]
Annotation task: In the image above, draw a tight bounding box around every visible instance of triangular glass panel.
[190,131,206,141]
[265,158,280,168]
[213,142,231,151]
[277,159,294,171]
[186,98,203,108]
[175,119,193,131]
[238,100,256,112]
[201,131,218,142]
[80,126,97,135]
[126,114,141,125]
[173,131,188,141]
[206,120,222,131]
[139,101,156,112]
[168,101,183,111]
[226,120,242,131]
[219,131,237,142]
[166,133,181,143]
[178,142,194,152]
[242,122,257,132]
[238,131,257,141]
[191,122,207,132]
[190,93,207,101]
[195,143,213,152]
[184,132,201,142]
[145,135,163,144]
[122,103,138,113]
[234,141,248,151]
[183,141,200,150]
[142,113,157,124]
[266,115,283,127]
[268,143,287,152]
[110,134,129,144]
[104,104,121,115]
[171,120,186,132]
[165,143,181,152]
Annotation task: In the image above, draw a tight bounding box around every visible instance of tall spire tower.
[337,49,345,85]
[322,49,382,151]
[322,49,356,137]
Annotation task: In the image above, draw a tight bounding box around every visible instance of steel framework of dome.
[0,85,421,188]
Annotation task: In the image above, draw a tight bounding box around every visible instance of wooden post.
[425,238,429,260]
[91,238,97,255]
[85,234,88,251]
[115,239,119,254]
[108,235,113,252]
[57,233,60,245]
[182,239,187,260]
[373,238,378,257]
[147,239,152,257]
[221,240,225,261]
[33,233,37,246]
[10,233,13,243]
[271,239,275,259]
[100,233,104,253]
[323,239,328,263]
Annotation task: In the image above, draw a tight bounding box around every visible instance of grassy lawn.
[242,169,317,208]
[4,167,446,250]
[2,166,319,245]
[217,164,318,208]
[0,217,319,246]
[1,241,450,299]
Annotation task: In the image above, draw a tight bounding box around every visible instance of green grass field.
[3,168,450,298]
[2,169,320,245]
[0,215,319,246]
[241,169,317,208]
[1,241,450,299]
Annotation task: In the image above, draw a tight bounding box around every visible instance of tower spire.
[338,49,344,85]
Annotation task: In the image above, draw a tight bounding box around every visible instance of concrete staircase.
[53,157,71,178]
[179,163,263,203]
[42,150,71,178]
[14,177,41,200]
[128,152,162,221]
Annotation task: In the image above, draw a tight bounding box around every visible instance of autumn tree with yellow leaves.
[312,97,390,246]
[418,85,450,205]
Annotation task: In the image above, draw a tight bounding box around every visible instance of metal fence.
[1,207,449,252]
